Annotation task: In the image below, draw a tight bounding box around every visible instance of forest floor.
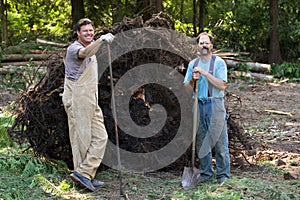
[226,78,300,180]
[0,78,299,199]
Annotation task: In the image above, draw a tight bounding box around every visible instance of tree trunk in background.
[192,0,197,36]
[136,0,152,20]
[136,0,161,21]
[179,0,184,21]
[269,0,282,64]
[198,0,205,34]
[153,0,162,13]
[0,0,8,47]
[111,0,123,24]
[71,0,84,31]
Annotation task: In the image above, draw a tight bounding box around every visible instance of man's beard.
[200,47,210,55]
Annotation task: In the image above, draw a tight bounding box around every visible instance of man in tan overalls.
[62,18,114,192]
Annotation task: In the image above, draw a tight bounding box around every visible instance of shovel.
[107,43,127,198]
[182,80,200,189]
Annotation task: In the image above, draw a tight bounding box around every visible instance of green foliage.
[0,60,45,93]
[85,0,113,27]
[271,60,300,78]
[174,20,194,36]
[0,112,14,148]
[236,62,251,73]
[0,147,299,199]
[164,0,194,25]
[5,0,72,45]
[209,0,269,54]
[279,1,300,60]
[1,40,49,55]
[1,0,300,63]
[0,110,72,199]
[0,139,70,199]
[290,161,299,166]
[257,161,287,175]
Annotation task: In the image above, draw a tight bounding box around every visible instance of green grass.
[1,149,299,200]
[1,110,299,200]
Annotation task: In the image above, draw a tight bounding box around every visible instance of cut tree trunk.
[0,65,46,75]
[1,54,51,61]
[0,61,45,67]
[230,71,274,80]
[224,59,271,73]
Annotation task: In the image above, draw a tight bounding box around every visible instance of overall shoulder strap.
[208,54,216,97]
[193,57,201,69]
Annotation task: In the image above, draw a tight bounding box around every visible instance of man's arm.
[193,59,227,91]
[184,59,199,94]
[78,39,102,59]
[200,71,227,91]
[78,33,114,59]
[184,78,195,94]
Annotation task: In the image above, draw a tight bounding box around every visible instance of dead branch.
[215,52,250,57]
[36,38,69,48]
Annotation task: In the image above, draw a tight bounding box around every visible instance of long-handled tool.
[181,80,200,188]
[107,43,125,197]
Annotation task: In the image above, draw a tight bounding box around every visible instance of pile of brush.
[8,12,251,170]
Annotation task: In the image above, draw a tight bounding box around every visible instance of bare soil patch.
[227,79,300,180]
[0,89,18,107]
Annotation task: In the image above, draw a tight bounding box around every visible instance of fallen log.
[215,51,250,57]
[0,61,45,67]
[250,72,274,80]
[1,54,51,61]
[0,65,46,75]
[36,38,69,48]
[230,71,274,80]
[225,59,271,73]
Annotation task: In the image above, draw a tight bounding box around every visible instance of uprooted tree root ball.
[8,12,252,171]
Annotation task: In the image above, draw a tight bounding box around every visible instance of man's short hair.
[196,32,214,45]
[76,18,93,31]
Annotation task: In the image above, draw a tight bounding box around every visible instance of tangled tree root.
[9,13,252,170]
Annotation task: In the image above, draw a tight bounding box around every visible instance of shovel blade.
[181,166,200,189]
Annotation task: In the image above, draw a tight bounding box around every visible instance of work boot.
[198,175,213,184]
[217,177,229,185]
[70,171,95,192]
[92,179,105,188]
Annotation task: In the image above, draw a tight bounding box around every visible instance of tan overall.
[62,55,108,180]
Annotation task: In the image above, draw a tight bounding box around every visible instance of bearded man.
[184,32,230,184]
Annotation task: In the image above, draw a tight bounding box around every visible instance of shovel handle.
[191,80,198,167]
[107,43,124,197]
